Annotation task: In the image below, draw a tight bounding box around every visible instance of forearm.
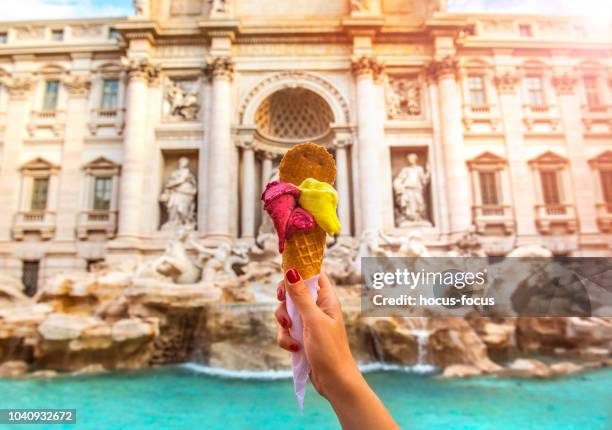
[325,367,399,430]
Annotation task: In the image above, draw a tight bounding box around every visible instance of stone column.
[205,56,234,240]
[117,59,155,240]
[260,151,275,189]
[495,71,538,242]
[334,138,352,236]
[552,73,599,246]
[0,75,35,243]
[428,57,471,236]
[55,73,92,241]
[239,140,256,240]
[352,55,385,233]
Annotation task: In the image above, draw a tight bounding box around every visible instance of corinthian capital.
[552,73,578,95]
[2,75,35,99]
[63,74,92,96]
[351,55,385,81]
[494,72,520,94]
[206,56,235,81]
[427,56,458,81]
[124,58,159,82]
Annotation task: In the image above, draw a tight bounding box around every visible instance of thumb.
[285,269,319,321]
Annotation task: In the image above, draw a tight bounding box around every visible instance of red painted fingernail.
[290,343,300,352]
[280,317,289,328]
[286,269,300,284]
[276,286,284,301]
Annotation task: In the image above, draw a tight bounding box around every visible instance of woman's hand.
[275,271,360,399]
[275,269,399,430]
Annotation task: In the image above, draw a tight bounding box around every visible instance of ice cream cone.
[279,143,336,279]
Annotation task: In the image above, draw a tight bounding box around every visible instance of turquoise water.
[0,365,610,430]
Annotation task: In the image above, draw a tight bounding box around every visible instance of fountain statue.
[379,230,431,257]
[135,228,201,284]
[160,157,197,231]
[393,154,431,226]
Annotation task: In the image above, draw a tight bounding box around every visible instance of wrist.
[321,363,366,405]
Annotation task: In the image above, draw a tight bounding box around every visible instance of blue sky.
[0,0,609,21]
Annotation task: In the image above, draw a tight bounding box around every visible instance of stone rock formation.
[1,250,611,379]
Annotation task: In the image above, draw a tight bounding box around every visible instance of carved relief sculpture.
[165,79,200,121]
[159,157,197,231]
[393,154,431,226]
[386,77,421,119]
[351,0,372,12]
[209,0,232,17]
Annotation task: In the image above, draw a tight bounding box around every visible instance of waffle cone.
[279,143,336,279]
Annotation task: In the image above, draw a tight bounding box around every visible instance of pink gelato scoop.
[261,181,316,253]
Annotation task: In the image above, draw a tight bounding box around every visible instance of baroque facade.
[0,0,611,289]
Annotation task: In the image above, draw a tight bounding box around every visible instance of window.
[525,76,545,106]
[93,177,112,211]
[467,76,486,106]
[101,79,119,109]
[479,172,499,205]
[584,76,601,108]
[30,177,49,211]
[108,29,119,40]
[51,29,64,41]
[22,261,40,297]
[519,24,532,37]
[42,80,59,111]
[600,170,612,205]
[540,171,561,205]
[0,32,7,44]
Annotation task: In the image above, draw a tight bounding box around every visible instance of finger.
[276,280,286,302]
[316,272,342,320]
[274,302,292,329]
[276,326,300,353]
[284,269,320,321]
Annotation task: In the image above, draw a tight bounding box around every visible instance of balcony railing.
[12,210,56,240]
[28,110,66,137]
[535,204,577,234]
[472,205,514,234]
[462,104,500,132]
[77,210,117,239]
[595,203,612,232]
[581,105,612,132]
[522,104,559,132]
[88,108,125,136]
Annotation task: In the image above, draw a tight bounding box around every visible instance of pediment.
[467,151,506,169]
[20,157,59,173]
[528,151,568,167]
[83,156,121,174]
[589,150,612,168]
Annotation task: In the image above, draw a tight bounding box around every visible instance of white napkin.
[285,274,320,410]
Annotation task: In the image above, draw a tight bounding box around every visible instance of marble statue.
[160,157,197,231]
[379,230,431,257]
[132,0,150,18]
[325,236,360,284]
[191,241,233,283]
[210,0,230,15]
[191,240,253,284]
[451,226,486,257]
[135,228,201,284]
[387,79,421,118]
[166,80,200,121]
[393,154,430,226]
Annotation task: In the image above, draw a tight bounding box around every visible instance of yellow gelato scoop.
[297,177,341,236]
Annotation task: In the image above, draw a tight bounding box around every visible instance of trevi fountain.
[1,161,610,382]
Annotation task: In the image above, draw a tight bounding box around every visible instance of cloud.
[0,0,131,21]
